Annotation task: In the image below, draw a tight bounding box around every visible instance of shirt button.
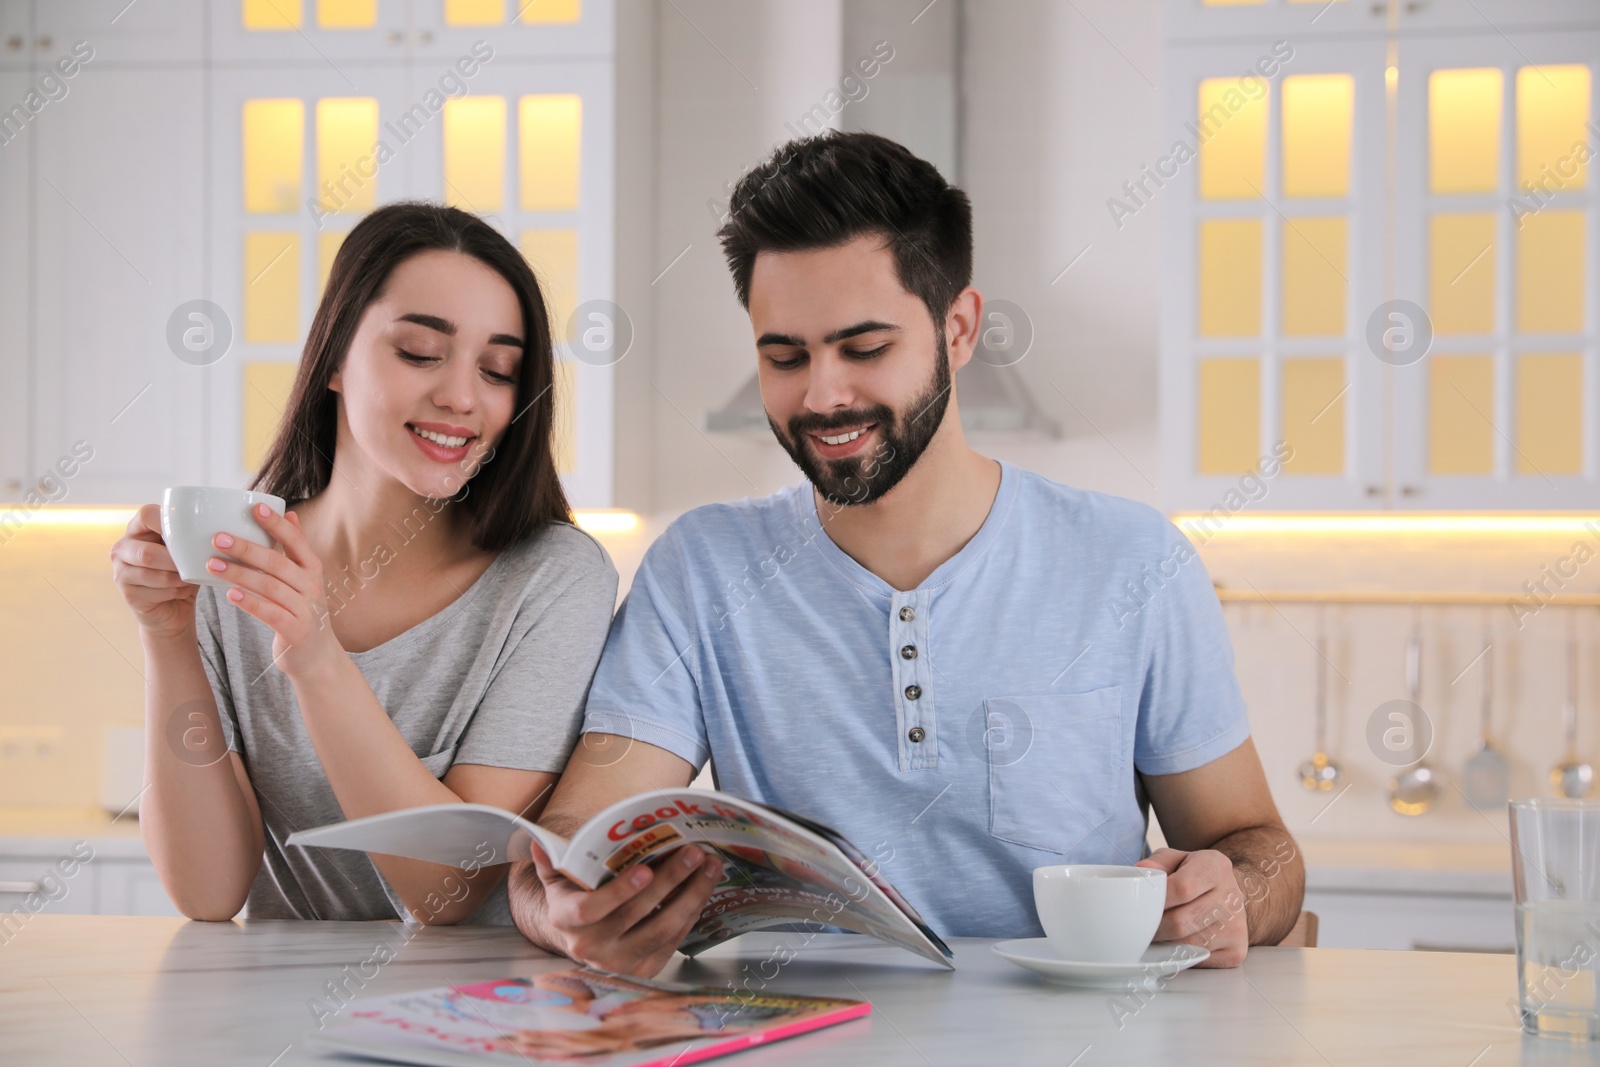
[908,727,926,743]
[904,684,922,700]
[900,644,917,660]
[899,606,915,622]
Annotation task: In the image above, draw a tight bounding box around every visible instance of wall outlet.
[0,726,65,763]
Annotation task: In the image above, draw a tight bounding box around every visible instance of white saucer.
[992,939,1210,988]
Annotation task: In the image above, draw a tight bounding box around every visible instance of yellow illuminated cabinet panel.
[1281,357,1345,475]
[1198,358,1261,474]
[1517,65,1590,191]
[1517,354,1583,475]
[1282,74,1353,199]
[1517,210,1586,335]
[443,96,507,212]
[244,233,300,344]
[446,0,504,25]
[315,98,379,216]
[1429,213,1495,335]
[243,362,300,470]
[243,0,302,30]
[242,99,303,214]
[554,360,578,474]
[317,0,375,27]
[521,0,581,23]
[521,230,579,343]
[520,95,582,212]
[1198,219,1262,337]
[318,231,347,298]
[1198,77,1268,200]
[1429,69,1501,195]
[1282,217,1347,336]
[1429,355,1494,475]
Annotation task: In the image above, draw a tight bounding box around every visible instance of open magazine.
[310,966,870,1067]
[286,788,955,969]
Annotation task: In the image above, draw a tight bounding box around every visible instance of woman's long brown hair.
[249,202,572,551]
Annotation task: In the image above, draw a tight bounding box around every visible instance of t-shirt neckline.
[793,459,1017,598]
[342,544,512,661]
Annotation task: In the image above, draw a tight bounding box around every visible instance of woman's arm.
[111,504,265,920]
[138,629,267,919]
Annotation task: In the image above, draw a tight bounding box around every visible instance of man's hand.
[1136,847,1248,968]
[528,841,724,978]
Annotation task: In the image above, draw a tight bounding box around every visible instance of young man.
[509,132,1303,977]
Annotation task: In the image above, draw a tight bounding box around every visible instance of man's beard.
[768,335,952,508]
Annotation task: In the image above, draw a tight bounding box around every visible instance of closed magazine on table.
[286,788,955,969]
[309,966,870,1067]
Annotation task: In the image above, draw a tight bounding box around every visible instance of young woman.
[110,202,617,925]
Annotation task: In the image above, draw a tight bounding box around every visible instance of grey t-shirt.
[194,521,618,924]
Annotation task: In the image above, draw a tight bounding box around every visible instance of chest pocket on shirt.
[985,688,1125,856]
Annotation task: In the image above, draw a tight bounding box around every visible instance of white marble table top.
[2,915,1595,1066]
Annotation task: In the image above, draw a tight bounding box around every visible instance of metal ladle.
[1389,627,1440,815]
[1551,634,1593,799]
[1299,625,1341,791]
[1461,629,1510,809]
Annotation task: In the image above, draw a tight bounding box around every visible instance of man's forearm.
[1210,824,1304,946]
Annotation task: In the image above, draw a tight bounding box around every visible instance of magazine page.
[309,967,869,1067]
[285,803,572,870]
[563,790,954,968]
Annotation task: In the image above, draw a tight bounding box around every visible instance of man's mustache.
[787,406,894,437]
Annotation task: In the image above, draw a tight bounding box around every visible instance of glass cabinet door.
[1162,38,1388,510]
[0,71,29,503]
[1392,31,1597,508]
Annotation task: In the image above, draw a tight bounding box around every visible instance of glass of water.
[1512,798,1600,1040]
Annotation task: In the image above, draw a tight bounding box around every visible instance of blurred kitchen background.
[2,0,1599,950]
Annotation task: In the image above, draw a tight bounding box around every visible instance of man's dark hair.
[716,131,972,325]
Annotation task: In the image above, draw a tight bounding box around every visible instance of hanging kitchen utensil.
[1389,625,1440,815]
[1299,615,1341,792]
[1461,623,1510,809]
[1551,630,1593,799]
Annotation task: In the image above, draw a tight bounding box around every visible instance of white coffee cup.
[1034,864,1167,963]
[160,486,286,587]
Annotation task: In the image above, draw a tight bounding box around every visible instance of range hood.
[706,360,1062,437]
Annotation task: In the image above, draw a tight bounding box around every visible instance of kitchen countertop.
[0,809,1519,895]
[1,916,1584,1066]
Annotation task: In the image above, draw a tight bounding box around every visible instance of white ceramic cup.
[1033,864,1168,963]
[160,486,286,587]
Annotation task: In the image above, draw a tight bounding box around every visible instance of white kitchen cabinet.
[0,856,98,917]
[96,859,182,917]
[410,0,613,62]
[31,67,206,504]
[1397,0,1600,33]
[0,3,28,70]
[0,70,31,503]
[1165,0,1386,42]
[32,0,203,67]
[1307,889,1515,952]
[1161,36,1390,510]
[210,0,415,63]
[1162,2,1600,511]
[1391,29,1600,509]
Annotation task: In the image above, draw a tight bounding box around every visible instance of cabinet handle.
[1364,484,1382,497]
[3,477,20,492]
[35,35,51,49]
[416,30,434,44]
[0,880,42,894]
[1400,484,1421,497]
[386,29,403,45]
[5,35,22,51]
